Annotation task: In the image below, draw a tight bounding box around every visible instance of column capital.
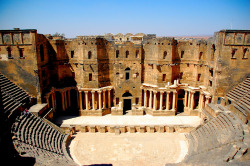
[153,90,158,94]
[91,90,95,93]
[166,91,171,94]
[173,91,177,94]
[160,91,164,94]
[190,90,195,94]
[84,90,88,94]
[97,91,102,94]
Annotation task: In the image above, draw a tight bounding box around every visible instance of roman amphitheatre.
[0,28,249,166]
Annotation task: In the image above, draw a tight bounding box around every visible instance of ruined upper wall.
[0,29,40,100]
[211,30,250,100]
[221,30,250,46]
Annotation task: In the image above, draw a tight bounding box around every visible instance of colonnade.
[142,89,177,111]
[79,88,112,111]
[45,86,211,114]
[142,87,211,112]
[45,87,76,111]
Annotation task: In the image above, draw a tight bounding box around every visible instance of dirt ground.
[69,132,188,166]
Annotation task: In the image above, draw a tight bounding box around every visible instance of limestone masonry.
[1,28,250,165]
[0,28,249,117]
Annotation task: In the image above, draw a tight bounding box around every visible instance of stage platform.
[54,114,201,133]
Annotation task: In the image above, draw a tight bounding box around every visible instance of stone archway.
[122,92,133,115]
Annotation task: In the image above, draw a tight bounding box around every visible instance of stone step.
[243,81,250,87]
[236,85,248,92]
[229,91,241,99]
[1,81,17,90]
[234,104,247,116]
[233,88,245,96]
[238,100,250,109]
[226,93,238,101]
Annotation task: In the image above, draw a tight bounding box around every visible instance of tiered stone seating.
[11,112,76,165]
[12,113,66,155]
[226,77,250,116]
[0,73,75,165]
[0,73,30,116]
[182,112,247,165]
[13,140,75,166]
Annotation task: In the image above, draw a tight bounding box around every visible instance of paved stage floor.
[69,132,188,166]
[55,114,201,127]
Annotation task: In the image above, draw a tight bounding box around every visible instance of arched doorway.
[122,92,132,115]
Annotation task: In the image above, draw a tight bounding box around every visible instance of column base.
[146,108,175,116]
[111,107,123,115]
[184,107,199,116]
[79,109,103,116]
[131,107,144,115]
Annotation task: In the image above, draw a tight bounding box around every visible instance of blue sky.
[0,0,249,38]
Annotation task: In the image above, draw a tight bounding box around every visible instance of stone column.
[149,90,152,108]
[166,91,170,110]
[84,91,89,110]
[61,91,65,111]
[53,92,57,109]
[200,93,204,109]
[98,91,102,110]
[68,90,71,107]
[103,90,106,109]
[153,91,157,110]
[144,89,147,107]
[76,90,79,108]
[198,92,202,110]
[108,89,111,108]
[205,95,211,106]
[79,91,82,110]
[159,91,163,110]
[184,90,188,107]
[46,96,49,108]
[190,91,195,110]
[52,93,55,109]
[92,91,95,110]
[188,91,191,109]
[172,91,176,110]
[64,90,68,109]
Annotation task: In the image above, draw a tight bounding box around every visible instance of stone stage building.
[0,28,250,165]
[0,28,249,118]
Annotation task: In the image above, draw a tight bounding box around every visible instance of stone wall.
[1,28,249,116]
[0,29,40,101]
